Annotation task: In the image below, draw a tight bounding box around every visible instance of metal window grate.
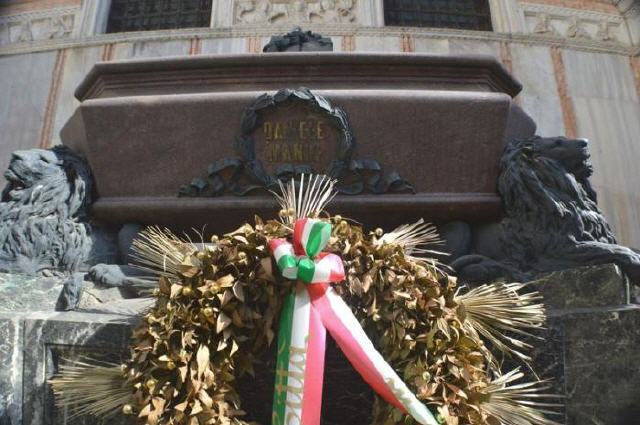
[107,0,212,33]
[384,0,492,31]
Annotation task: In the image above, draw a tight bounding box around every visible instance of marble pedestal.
[0,274,139,425]
[0,311,134,425]
[529,264,640,425]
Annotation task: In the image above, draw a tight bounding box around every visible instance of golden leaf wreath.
[50,175,560,425]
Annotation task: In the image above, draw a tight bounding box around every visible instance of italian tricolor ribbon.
[270,218,439,425]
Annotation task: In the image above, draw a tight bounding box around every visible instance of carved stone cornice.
[0,5,80,46]
[521,2,630,45]
[0,6,81,23]
[522,3,624,23]
[0,24,635,57]
[74,52,522,100]
[233,0,357,25]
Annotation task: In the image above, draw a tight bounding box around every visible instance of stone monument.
[1,34,639,425]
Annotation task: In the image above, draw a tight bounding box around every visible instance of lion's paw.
[88,264,129,288]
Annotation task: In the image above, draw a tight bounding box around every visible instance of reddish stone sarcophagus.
[62,52,525,232]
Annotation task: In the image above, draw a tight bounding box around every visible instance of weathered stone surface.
[0,316,23,425]
[0,274,65,313]
[0,273,142,424]
[562,305,640,425]
[0,275,66,424]
[51,46,105,146]
[67,89,512,229]
[200,38,245,54]
[528,315,565,389]
[110,40,191,60]
[523,264,640,425]
[503,103,537,141]
[0,311,127,425]
[529,305,640,425]
[531,263,630,311]
[75,282,154,315]
[21,312,134,425]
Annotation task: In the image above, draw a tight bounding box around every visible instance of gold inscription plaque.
[263,119,325,163]
[253,103,337,174]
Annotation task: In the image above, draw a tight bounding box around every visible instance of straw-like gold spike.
[271,174,338,225]
[377,219,447,269]
[480,368,563,425]
[48,358,130,420]
[456,282,546,366]
[130,226,198,278]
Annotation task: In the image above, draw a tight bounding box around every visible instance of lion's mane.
[497,136,640,276]
[0,145,93,274]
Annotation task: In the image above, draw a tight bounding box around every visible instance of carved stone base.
[0,274,147,425]
[527,264,640,425]
[0,311,134,425]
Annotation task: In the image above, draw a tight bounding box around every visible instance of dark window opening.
[384,0,493,31]
[107,0,212,33]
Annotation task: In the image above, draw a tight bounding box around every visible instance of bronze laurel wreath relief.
[179,88,414,197]
[51,176,559,425]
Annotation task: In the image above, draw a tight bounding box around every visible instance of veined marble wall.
[561,49,640,245]
[0,0,639,247]
[0,51,59,174]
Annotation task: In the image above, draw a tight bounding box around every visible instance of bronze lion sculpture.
[0,146,93,274]
[453,136,640,283]
[0,145,159,309]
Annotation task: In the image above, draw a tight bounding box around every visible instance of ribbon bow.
[270,219,344,285]
[269,218,438,425]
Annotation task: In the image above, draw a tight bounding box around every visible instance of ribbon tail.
[273,283,326,425]
[307,284,439,425]
[272,288,295,425]
[302,298,326,425]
